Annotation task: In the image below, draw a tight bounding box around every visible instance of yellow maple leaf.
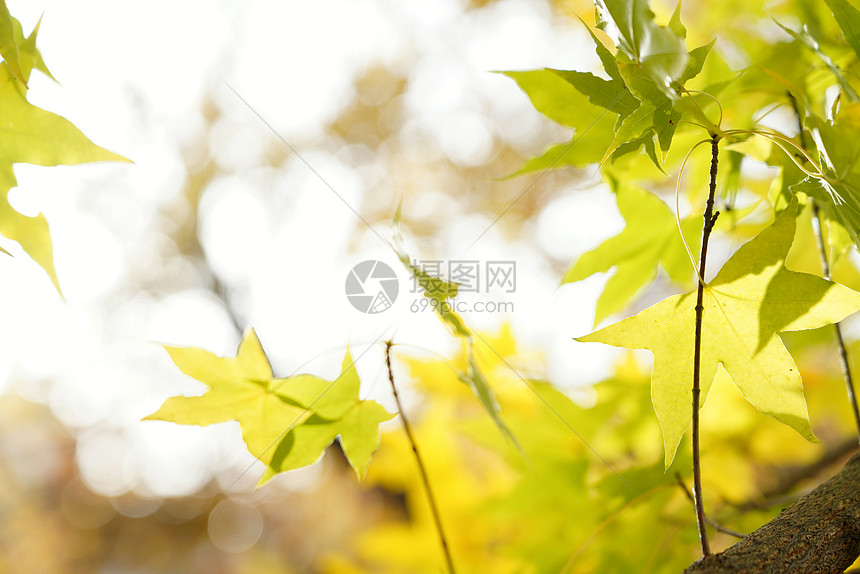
[577,200,860,467]
[145,328,392,484]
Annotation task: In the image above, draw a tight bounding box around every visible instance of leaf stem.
[811,193,860,443]
[384,341,456,574]
[692,135,720,557]
[787,92,860,443]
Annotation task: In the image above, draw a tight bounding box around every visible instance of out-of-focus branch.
[736,437,859,512]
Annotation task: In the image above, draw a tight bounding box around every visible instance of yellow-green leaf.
[0,65,128,292]
[577,200,860,467]
[272,349,367,422]
[458,345,517,445]
[600,100,656,164]
[394,240,511,437]
[551,68,639,119]
[0,1,24,85]
[825,0,860,61]
[773,17,859,102]
[145,328,310,469]
[17,16,55,84]
[668,1,687,39]
[680,39,715,85]
[263,400,392,483]
[147,332,394,484]
[263,349,394,482]
[563,179,700,325]
[505,119,617,175]
[501,69,615,132]
[797,105,860,250]
[0,67,126,166]
[0,13,54,86]
[0,167,54,286]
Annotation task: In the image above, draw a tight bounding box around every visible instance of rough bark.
[686,452,860,573]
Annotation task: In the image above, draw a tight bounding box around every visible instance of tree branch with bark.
[686,452,860,573]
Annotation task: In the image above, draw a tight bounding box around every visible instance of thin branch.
[692,134,721,557]
[384,341,456,574]
[675,139,714,284]
[767,437,859,498]
[723,128,825,177]
[810,202,860,441]
[675,474,747,539]
[787,91,860,442]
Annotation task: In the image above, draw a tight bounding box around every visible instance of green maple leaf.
[504,8,714,174]
[145,329,393,484]
[668,1,686,39]
[502,23,646,175]
[0,57,127,293]
[825,0,860,61]
[773,17,859,102]
[576,200,860,467]
[793,104,860,251]
[563,179,700,326]
[501,68,619,173]
[606,36,715,162]
[595,0,688,98]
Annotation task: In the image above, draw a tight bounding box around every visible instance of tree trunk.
[686,451,860,573]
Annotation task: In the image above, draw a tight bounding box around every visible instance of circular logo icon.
[345,260,399,314]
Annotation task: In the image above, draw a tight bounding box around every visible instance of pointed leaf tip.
[577,196,850,466]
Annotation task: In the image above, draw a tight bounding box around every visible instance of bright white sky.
[1,0,629,499]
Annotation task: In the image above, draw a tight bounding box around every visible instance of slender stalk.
[810,203,860,441]
[384,341,456,574]
[692,135,721,556]
[787,92,860,442]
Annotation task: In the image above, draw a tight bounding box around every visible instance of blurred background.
[2,0,859,572]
